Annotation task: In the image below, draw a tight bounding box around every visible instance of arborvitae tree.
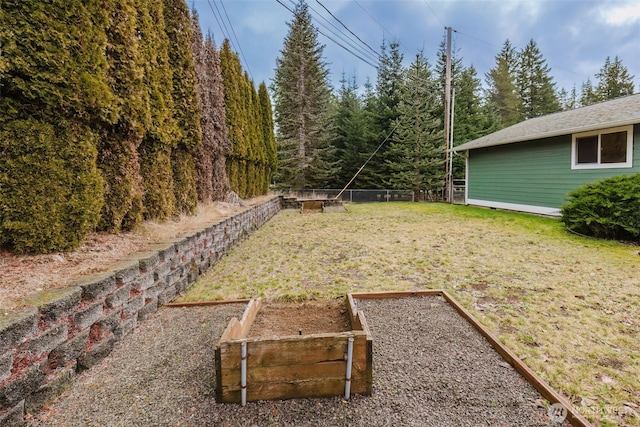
[205,35,232,200]
[250,79,268,196]
[271,0,336,189]
[516,39,560,119]
[164,0,201,215]
[594,56,635,101]
[258,82,277,193]
[246,77,262,197]
[485,39,523,128]
[136,0,178,220]
[191,10,214,202]
[220,39,246,194]
[0,0,111,253]
[97,0,147,233]
[386,52,444,197]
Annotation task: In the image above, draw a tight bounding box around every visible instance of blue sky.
[191,0,640,95]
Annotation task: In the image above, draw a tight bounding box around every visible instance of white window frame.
[571,125,633,170]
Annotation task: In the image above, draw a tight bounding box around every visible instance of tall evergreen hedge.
[97,0,147,232]
[0,0,111,253]
[164,0,201,215]
[136,0,178,221]
[259,82,278,192]
[219,40,275,198]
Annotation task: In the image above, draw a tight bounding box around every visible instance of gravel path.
[28,297,564,426]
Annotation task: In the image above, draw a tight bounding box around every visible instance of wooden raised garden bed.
[215,295,372,404]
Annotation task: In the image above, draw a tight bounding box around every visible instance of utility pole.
[443,26,452,202]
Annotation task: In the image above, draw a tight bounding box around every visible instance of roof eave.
[452,117,640,152]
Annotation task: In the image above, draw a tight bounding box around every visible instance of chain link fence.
[279,189,416,203]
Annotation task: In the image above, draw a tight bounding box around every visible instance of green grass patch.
[182,202,640,426]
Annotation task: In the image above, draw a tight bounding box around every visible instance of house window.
[572,126,633,169]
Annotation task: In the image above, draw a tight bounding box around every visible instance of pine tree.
[434,37,463,125]
[371,40,405,186]
[329,75,368,188]
[594,56,635,101]
[485,39,523,128]
[515,39,560,119]
[357,78,386,188]
[558,85,578,110]
[580,78,598,106]
[0,0,111,253]
[451,66,494,178]
[386,52,444,197]
[271,0,335,189]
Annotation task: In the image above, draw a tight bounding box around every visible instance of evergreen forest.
[272,2,636,196]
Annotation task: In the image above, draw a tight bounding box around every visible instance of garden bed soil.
[247,300,351,337]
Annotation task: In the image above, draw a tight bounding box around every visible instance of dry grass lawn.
[182,202,640,426]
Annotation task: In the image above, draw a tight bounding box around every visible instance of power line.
[299,0,379,65]
[335,122,399,200]
[206,0,230,41]
[218,0,253,80]
[422,0,446,28]
[276,0,379,68]
[206,0,253,80]
[353,0,395,40]
[315,0,380,58]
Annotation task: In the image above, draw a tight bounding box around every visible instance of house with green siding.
[453,93,640,216]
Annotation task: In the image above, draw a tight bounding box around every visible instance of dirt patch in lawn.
[248,300,351,338]
[0,195,273,311]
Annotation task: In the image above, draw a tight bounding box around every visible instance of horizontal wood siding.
[468,124,640,210]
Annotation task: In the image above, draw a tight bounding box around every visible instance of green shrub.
[561,174,640,241]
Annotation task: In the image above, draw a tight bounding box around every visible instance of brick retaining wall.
[0,197,281,426]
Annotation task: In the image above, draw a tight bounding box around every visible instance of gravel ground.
[28,297,566,427]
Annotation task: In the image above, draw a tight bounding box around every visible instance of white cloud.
[598,1,640,25]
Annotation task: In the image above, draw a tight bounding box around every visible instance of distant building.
[453,94,640,216]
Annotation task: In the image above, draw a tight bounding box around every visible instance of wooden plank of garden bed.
[164,298,251,308]
[224,378,350,402]
[217,332,369,402]
[350,289,442,299]
[440,290,591,427]
[346,294,360,329]
[219,317,240,342]
[220,360,366,387]
[220,332,366,367]
[237,298,261,339]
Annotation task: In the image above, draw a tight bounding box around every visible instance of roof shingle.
[454,93,640,151]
